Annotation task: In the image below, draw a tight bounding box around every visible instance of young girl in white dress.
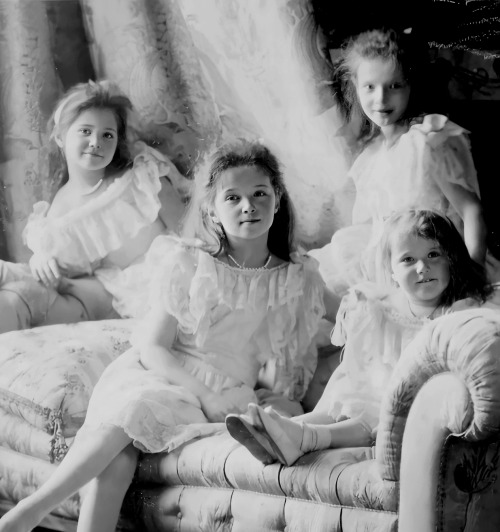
[227,209,492,466]
[310,28,488,296]
[0,80,187,332]
[0,140,326,531]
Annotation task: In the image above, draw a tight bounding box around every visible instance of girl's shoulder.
[336,282,427,329]
[407,114,470,148]
[23,145,168,263]
[147,237,325,341]
[331,282,426,358]
[151,238,323,303]
[53,141,167,222]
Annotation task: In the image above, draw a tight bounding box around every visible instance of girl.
[0,140,325,531]
[0,80,187,332]
[227,209,492,466]
[310,28,487,296]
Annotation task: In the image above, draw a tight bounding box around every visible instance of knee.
[0,289,32,332]
[60,277,117,321]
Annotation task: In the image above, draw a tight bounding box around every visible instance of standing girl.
[310,28,487,296]
[0,80,187,332]
[0,140,325,531]
[227,209,492,466]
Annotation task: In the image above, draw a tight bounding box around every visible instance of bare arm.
[434,179,487,264]
[137,304,213,398]
[157,176,187,233]
[137,302,244,421]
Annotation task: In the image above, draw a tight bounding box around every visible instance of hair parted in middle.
[182,139,296,261]
[377,209,492,306]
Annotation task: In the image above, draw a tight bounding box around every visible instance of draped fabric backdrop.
[0,0,353,263]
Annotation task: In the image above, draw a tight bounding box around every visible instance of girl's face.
[60,107,118,175]
[390,233,450,307]
[212,165,278,247]
[355,57,411,129]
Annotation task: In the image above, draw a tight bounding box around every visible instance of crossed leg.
[0,424,133,532]
[77,443,139,532]
[226,403,374,466]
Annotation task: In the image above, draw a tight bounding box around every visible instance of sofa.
[1,308,500,531]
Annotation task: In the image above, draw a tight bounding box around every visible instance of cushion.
[0,319,134,441]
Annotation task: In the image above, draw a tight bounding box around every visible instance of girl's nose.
[416,260,429,273]
[89,135,101,148]
[242,199,256,213]
[374,87,388,105]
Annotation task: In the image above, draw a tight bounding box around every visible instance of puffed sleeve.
[21,144,168,275]
[145,235,199,332]
[414,114,480,197]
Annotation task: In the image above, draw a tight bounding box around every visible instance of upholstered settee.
[1,308,500,531]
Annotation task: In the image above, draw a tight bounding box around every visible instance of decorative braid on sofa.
[376,308,500,481]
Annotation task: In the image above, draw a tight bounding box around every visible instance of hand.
[29,254,62,289]
[199,391,240,423]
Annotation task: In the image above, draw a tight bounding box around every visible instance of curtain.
[0,0,352,262]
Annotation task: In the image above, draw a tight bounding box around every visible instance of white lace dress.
[315,282,440,432]
[83,235,326,453]
[2,143,176,319]
[309,114,481,295]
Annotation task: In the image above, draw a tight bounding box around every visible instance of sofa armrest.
[376,308,500,482]
[398,372,472,532]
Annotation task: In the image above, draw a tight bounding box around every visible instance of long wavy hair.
[378,209,492,306]
[182,139,296,261]
[332,28,431,144]
[49,80,133,185]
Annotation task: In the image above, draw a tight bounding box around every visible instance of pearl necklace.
[407,299,442,320]
[80,178,104,196]
[227,253,272,271]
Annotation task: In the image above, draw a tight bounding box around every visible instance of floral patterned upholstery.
[0,320,133,461]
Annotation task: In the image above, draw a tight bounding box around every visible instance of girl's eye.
[254,191,266,197]
[103,132,114,140]
[428,251,441,258]
[79,128,91,135]
[402,257,414,263]
[225,195,238,201]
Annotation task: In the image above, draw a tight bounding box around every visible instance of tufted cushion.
[132,432,397,512]
[376,308,500,481]
[0,320,134,450]
[124,431,398,530]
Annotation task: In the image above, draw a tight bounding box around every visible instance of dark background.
[311,0,500,257]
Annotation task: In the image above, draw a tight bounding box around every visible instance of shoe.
[253,405,304,466]
[225,414,277,465]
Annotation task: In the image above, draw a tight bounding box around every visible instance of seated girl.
[0,140,326,531]
[0,80,188,332]
[226,209,492,466]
